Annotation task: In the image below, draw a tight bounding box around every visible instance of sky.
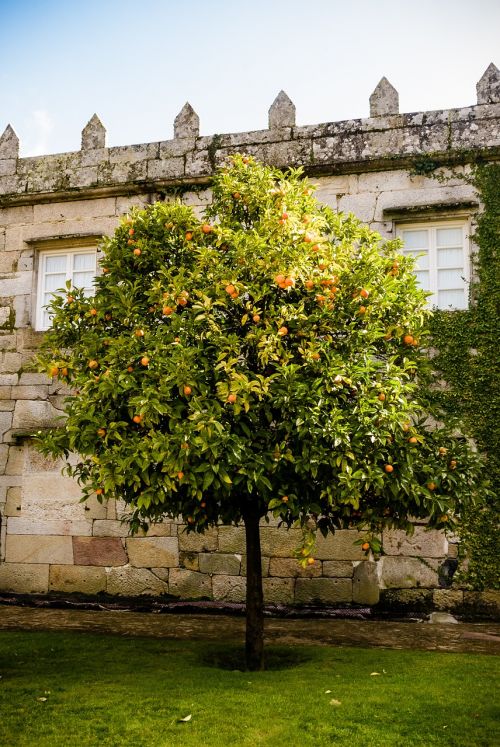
[0,0,499,157]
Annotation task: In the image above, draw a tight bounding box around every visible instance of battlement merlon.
[1,101,499,207]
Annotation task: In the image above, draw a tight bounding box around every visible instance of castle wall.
[0,71,499,607]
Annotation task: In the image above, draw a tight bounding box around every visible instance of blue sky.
[0,0,498,156]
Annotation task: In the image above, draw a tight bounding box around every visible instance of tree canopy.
[36,155,486,667]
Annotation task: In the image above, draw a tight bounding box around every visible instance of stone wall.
[0,66,499,605]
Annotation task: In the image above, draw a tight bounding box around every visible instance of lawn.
[0,631,498,746]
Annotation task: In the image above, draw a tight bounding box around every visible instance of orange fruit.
[311,352,320,360]
[61,367,68,377]
[50,366,59,377]
[102,267,109,273]
[358,306,367,314]
[305,280,314,290]
[134,329,144,337]
[311,244,320,253]
[449,460,457,470]
[307,557,315,565]
[427,482,437,491]
[408,436,418,444]
[225,284,235,294]
[201,224,213,234]
[180,443,189,450]
[360,288,369,299]
[227,394,237,404]
[96,488,104,495]
[403,334,414,345]
[378,393,386,401]
[440,514,449,522]
[284,277,294,287]
[277,326,288,336]
[177,297,188,306]
[274,274,286,286]
[128,228,135,236]
[185,231,193,241]
[361,542,370,551]
[402,422,410,432]
[140,356,150,366]
[66,295,74,304]
[177,471,184,480]
[304,233,313,243]
[89,308,97,316]
[97,428,106,437]
[384,464,394,473]
[132,415,142,424]
[183,385,192,396]
[233,192,241,199]
[162,306,174,315]
[133,248,141,256]
[281,496,289,503]
[252,314,261,323]
[127,366,134,373]
[88,360,98,369]
[439,447,448,455]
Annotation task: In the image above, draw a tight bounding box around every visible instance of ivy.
[428,163,500,590]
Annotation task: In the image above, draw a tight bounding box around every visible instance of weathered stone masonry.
[0,65,499,610]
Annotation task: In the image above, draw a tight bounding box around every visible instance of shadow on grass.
[199,643,314,671]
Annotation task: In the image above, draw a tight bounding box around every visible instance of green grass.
[0,631,498,746]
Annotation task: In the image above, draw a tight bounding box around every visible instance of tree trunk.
[243,506,264,671]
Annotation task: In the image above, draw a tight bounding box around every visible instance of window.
[36,247,97,330]
[397,220,470,310]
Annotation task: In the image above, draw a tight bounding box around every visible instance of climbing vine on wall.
[428,163,499,590]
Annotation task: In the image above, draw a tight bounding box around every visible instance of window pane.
[82,287,94,298]
[402,230,428,250]
[437,247,463,268]
[438,268,465,289]
[405,250,429,270]
[73,271,94,289]
[44,273,66,292]
[436,228,462,247]
[73,253,96,271]
[438,289,467,310]
[415,271,430,291]
[45,255,67,273]
[43,309,52,328]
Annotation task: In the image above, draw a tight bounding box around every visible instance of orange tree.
[36,156,485,670]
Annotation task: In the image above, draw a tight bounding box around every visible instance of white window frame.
[35,246,97,331]
[396,219,471,310]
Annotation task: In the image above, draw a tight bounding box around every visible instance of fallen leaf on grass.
[330,699,342,706]
[370,672,381,676]
[325,690,332,694]
[178,714,192,722]
[36,697,47,702]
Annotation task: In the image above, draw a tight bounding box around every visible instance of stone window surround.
[27,234,102,332]
[383,201,478,310]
